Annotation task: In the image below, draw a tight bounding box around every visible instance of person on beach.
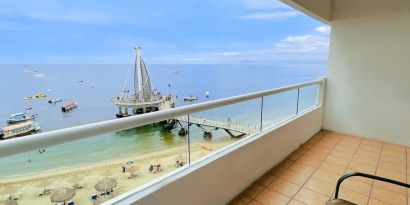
[121,164,126,173]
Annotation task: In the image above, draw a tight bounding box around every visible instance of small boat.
[35,93,47,98]
[24,96,33,101]
[47,89,52,92]
[75,80,84,83]
[172,70,180,74]
[183,96,198,101]
[7,113,35,124]
[205,91,210,98]
[61,101,78,112]
[0,121,41,140]
[48,98,62,104]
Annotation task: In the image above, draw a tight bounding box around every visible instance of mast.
[135,47,144,99]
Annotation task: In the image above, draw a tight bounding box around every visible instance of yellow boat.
[34,93,47,98]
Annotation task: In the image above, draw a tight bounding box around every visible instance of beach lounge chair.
[91,194,98,201]
[67,200,75,205]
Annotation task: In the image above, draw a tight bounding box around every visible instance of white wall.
[118,107,323,205]
[281,0,331,24]
[324,0,410,145]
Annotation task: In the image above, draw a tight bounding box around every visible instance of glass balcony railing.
[0,79,324,205]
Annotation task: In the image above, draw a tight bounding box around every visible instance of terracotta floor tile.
[345,169,373,185]
[243,184,265,199]
[248,200,263,205]
[340,178,372,196]
[312,169,342,185]
[328,150,354,160]
[256,174,276,187]
[379,154,406,167]
[288,199,307,205]
[278,159,294,169]
[334,145,357,154]
[229,194,252,205]
[350,155,379,167]
[268,178,300,198]
[296,155,323,168]
[279,169,310,186]
[348,161,377,174]
[381,149,406,159]
[368,198,391,205]
[373,180,407,196]
[358,144,382,154]
[293,187,329,205]
[309,145,333,155]
[255,189,290,205]
[382,143,406,154]
[288,162,316,176]
[377,160,406,174]
[325,156,351,167]
[303,150,329,161]
[303,177,335,197]
[371,185,407,205]
[354,149,380,160]
[268,167,287,177]
[319,161,347,175]
[338,188,369,205]
[376,167,406,182]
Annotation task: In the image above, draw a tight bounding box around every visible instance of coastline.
[0,137,238,205]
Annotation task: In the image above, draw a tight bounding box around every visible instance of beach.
[0,138,237,205]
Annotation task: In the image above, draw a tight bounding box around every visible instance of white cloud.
[316,25,331,35]
[239,11,300,20]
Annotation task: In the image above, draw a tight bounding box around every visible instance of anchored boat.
[61,101,78,112]
[7,113,36,124]
[112,47,177,118]
[0,121,41,140]
[48,98,62,104]
[183,96,198,101]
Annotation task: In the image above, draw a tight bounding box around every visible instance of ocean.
[0,64,324,177]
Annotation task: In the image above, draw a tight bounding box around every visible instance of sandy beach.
[0,138,237,205]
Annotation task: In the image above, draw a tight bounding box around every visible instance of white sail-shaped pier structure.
[112,47,176,117]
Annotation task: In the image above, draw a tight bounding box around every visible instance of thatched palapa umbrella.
[95,177,117,192]
[50,187,76,204]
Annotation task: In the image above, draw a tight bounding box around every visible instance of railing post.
[187,115,191,166]
[296,88,300,115]
[260,97,264,132]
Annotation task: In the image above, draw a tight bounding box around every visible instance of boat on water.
[183,96,198,101]
[35,93,47,98]
[0,121,41,140]
[7,113,36,124]
[205,91,210,98]
[112,47,177,118]
[61,101,78,112]
[48,98,62,104]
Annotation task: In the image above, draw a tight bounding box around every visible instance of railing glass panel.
[185,99,261,163]
[0,118,189,204]
[261,90,298,129]
[297,84,320,114]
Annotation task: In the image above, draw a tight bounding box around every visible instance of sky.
[0,0,330,65]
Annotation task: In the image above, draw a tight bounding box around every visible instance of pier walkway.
[174,115,259,136]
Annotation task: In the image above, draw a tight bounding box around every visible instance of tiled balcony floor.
[229,131,410,205]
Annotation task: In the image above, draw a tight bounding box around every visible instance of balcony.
[0,79,325,205]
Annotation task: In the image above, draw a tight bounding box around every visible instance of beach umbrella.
[95,177,117,192]
[4,200,18,205]
[50,187,76,203]
[126,165,140,174]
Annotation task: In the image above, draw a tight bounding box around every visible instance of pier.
[173,115,259,138]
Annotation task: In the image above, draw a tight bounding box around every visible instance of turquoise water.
[0,64,324,177]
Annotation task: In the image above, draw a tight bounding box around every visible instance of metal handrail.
[0,78,324,158]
